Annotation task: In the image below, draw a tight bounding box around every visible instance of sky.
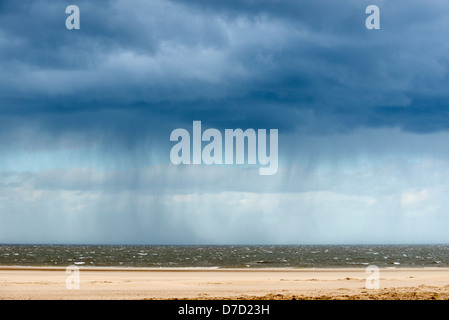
[1,0,449,244]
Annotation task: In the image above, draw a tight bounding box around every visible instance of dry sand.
[1,266,449,300]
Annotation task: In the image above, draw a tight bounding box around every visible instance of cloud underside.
[1,0,449,139]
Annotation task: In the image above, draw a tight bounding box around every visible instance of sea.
[0,244,448,268]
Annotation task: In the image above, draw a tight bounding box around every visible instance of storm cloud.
[1,0,449,244]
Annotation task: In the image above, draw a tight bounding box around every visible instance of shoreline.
[1,266,449,300]
[1,265,449,271]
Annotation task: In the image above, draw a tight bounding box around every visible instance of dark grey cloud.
[1,0,449,149]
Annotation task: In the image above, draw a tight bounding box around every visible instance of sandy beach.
[1,267,449,300]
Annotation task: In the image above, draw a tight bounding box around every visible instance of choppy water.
[0,245,448,268]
